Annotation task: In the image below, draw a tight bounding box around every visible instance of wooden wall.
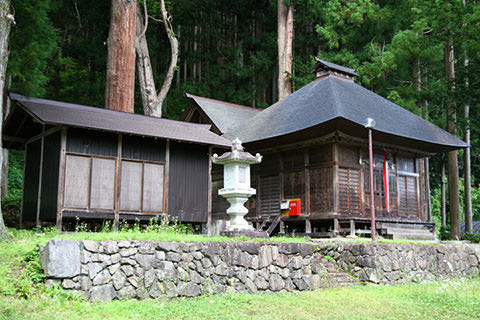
[39,131,61,221]
[63,129,169,218]
[22,140,41,224]
[168,142,209,223]
[67,128,117,156]
[211,163,229,221]
[230,139,425,223]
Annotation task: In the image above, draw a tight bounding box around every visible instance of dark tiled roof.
[185,93,260,134]
[9,93,231,148]
[461,221,480,234]
[224,76,467,151]
[312,57,359,77]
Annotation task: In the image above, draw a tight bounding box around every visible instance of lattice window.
[338,167,361,213]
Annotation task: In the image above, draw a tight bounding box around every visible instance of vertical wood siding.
[309,144,333,214]
[66,128,117,156]
[168,142,209,223]
[211,164,229,221]
[122,135,166,162]
[338,167,361,213]
[39,131,61,221]
[259,153,281,216]
[22,140,41,224]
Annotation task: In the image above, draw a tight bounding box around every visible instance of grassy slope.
[0,229,479,320]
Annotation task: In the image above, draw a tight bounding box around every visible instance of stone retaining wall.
[39,239,480,301]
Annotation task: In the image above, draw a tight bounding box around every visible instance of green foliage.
[430,177,480,230]
[462,233,480,243]
[438,225,451,241]
[324,255,334,262]
[2,150,24,227]
[8,0,59,97]
[0,243,45,299]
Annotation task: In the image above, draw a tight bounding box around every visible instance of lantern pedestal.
[212,138,266,238]
[220,190,255,231]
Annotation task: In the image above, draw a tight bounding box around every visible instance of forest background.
[3,0,480,232]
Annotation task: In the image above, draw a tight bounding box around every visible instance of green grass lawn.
[0,229,479,320]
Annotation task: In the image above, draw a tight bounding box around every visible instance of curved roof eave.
[224,77,467,151]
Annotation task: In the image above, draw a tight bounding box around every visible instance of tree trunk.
[1,75,8,199]
[0,0,12,240]
[463,47,472,233]
[277,0,293,100]
[106,0,136,113]
[414,60,427,221]
[1,149,7,198]
[444,41,461,240]
[135,3,157,116]
[155,0,178,117]
[135,0,178,117]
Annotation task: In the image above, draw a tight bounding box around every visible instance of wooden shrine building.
[4,94,231,230]
[183,59,468,239]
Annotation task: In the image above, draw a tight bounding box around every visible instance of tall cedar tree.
[0,0,12,239]
[445,41,461,240]
[277,0,293,100]
[106,0,136,112]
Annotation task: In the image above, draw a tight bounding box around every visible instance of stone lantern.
[212,138,263,236]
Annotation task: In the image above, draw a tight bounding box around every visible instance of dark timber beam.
[164,140,170,214]
[207,146,212,235]
[19,145,27,228]
[114,133,123,231]
[332,143,339,214]
[3,135,27,144]
[56,127,67,231]
[35,126,45,227]
[26,126,61,145]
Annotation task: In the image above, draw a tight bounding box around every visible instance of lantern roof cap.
[212,138,262,164]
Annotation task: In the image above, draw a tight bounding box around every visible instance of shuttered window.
[309,167,332,213]
[259,175,280,216]
[120,160,165,213]
[64,155,116,210]
[398,175,418,217]
[338,167,361,213]
[64,155,91,209]
[90,158,116,210]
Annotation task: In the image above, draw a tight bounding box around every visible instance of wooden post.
[279,154,284,201]
[304,149,309,216]
[332,143,338,213]
[256,166,261,219]
[56,127,67,232]
[207,146,212,236]
[35,127,45,227]
[333,218,340,235]
[305,219,312,234]
[368,128,376,241]
[19,144,27,229]
[164,140,170,214]
[425,158,431,222]
[279,220,285,234]
[113,133,122,231]
[441,162,446,227]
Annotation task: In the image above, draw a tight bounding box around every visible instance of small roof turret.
[311,57,358,81]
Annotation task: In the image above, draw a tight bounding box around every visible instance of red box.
[288,199,301,216]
